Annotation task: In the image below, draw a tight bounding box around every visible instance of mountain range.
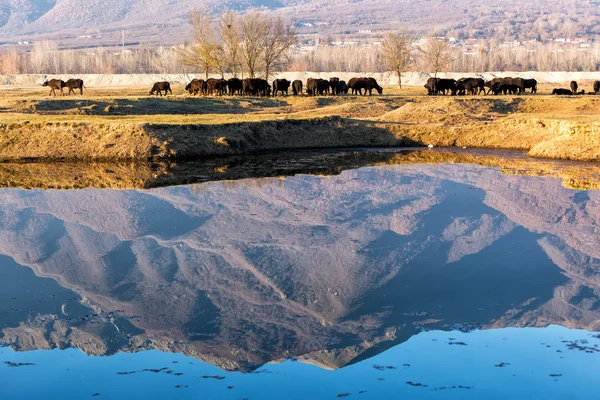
[1,0,596,48]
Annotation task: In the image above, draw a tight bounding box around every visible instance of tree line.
[2,9,600,83]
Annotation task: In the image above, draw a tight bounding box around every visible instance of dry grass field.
[1,82,600,162]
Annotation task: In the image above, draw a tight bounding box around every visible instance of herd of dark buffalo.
[425,77,600,96]
[40,76,600,97]
[40,77,383,97]
[180,77,384,97]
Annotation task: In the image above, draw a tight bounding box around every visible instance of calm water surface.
[1,158,599,399]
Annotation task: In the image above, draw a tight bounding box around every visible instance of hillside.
[1,0,600,48]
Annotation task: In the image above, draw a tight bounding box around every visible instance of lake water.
[1,155,599,399]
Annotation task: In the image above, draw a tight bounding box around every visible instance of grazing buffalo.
[435,79,458,96]
[570,81,578,94]
[492,83,519,95]
[552,88,573,95]
[338,80,348,94]
[458,77,485,95]
[150,81,172,96]
[273,79,291,96]
[306,78,317,96]
[594,81,600,94]
[522,79,537,94]
[348,77,383,95]
[307,78,329,96]
[329,77,340,95]
[365,78,383,95]
[483,80,495,94]
[424,77,440,95]
[42,79,66,97]
[206,78,226,96]
[186,79,206,95]
[347,77,362,95]
[242,78,270,96]
[227,78,243,95]
[485,77,524,94]
[292,80,303,96]
[65,78,85,95]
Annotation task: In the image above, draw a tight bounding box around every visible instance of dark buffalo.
[552,88,573,95]
[485,77,524,94]
[458,77,485,95]
[273,79,291,96]
[594,81,600,94]
[570,81,578,94]
[483,80,495,94]
[242,78,270,96]
[150,81,172,96]
[436,79,458,96]
[492,83,519,95]
[365,77,383,95]
[206,78,226,96]
[424,77,440,95]
[307,78,329,96]
[425,77,461,95]
[329,77,340,95]
[42,79,66,97]
[185,79,205,95]
[338,80,348,94]
[65,78,85,95]
[455,81,466,96]
[227,78,243,95]
[522,79,537,94]
[348,77,383,96]
[292,80,303,96]
[347,77,363,95]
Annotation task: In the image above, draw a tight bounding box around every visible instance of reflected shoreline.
[1,147,600,190]
[2,325,600,400]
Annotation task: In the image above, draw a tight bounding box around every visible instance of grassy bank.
[1,85,600,162]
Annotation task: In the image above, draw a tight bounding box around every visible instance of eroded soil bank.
[1,90,600,162]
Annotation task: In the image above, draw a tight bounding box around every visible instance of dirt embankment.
[1,90,600,162]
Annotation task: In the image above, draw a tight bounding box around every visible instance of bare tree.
[418,37,456,79]
[262,16,297,80]
[214,44,229,78]
[239,12,268,78]
[175,8,218,79]
[218,11,242,77]
[380,31,414,88]
[239,12,296,79]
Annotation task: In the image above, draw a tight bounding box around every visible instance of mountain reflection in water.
[0,162,599,376]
